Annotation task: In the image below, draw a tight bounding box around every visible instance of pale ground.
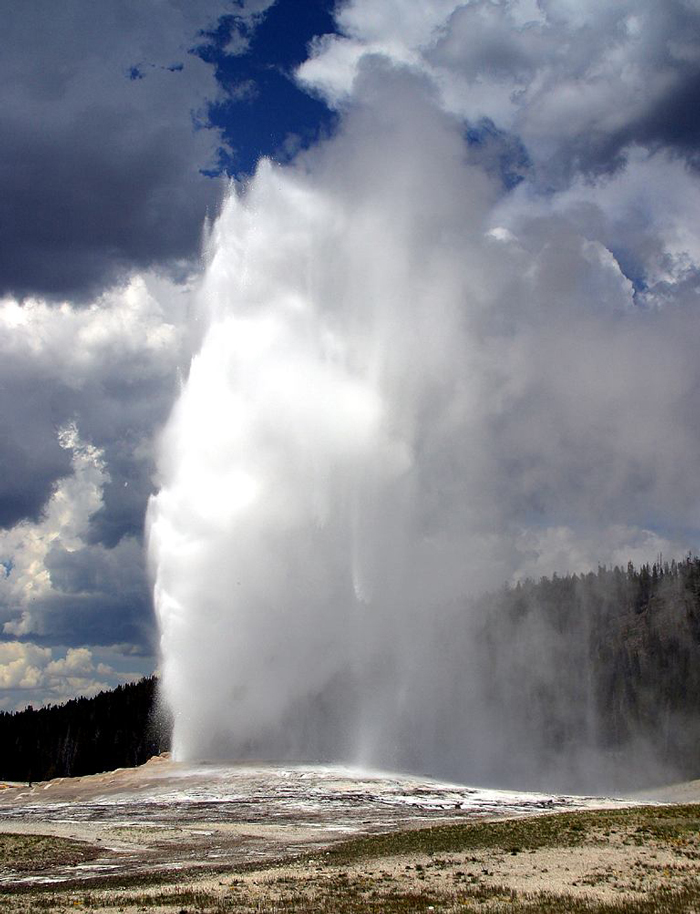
[195,831,698,905]
[185,776,700,908]
[1,757,699,910]
[0,755,632,883]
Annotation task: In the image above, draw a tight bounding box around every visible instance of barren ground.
[1,757,699,912]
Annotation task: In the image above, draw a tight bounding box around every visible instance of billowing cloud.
[0,642,142,711]
[0,277,190,682]
[0,276,187,535]
[0,421,149,647]
[300,0,700,183]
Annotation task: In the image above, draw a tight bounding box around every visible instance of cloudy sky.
[3,0,700,713]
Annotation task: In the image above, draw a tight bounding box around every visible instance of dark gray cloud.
[0,344,172,539]
[0,0,235,300]
[636,72,700,166]
[0,367,72,528]
[40,537,153,650]
[521,0,700,181]
[73,369,184,548]
[0,281,185,538]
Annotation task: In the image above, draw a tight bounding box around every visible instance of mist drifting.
[148,1,700,790]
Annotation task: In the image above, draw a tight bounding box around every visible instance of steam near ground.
[147,1,700,792]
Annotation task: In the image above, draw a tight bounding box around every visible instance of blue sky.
[200,0,337,175]
[2,0,700,710]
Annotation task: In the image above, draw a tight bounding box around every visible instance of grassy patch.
[0,834,100,873]
[84,887,217,909]
[3,807,700,913]
[314,805,700,865]
[473,881,700,913]
[9,880,700,914]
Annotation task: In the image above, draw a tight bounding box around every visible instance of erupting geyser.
[148,72,500,772]
[148,6,700,791]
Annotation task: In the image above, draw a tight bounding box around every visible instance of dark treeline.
[471,555,700,789]
[0,675,170,783]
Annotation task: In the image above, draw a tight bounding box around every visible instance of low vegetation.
[2,805,700,913]
[0,834,100,873]
[315,803,700,863]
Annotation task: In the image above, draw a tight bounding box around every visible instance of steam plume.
[148,3,700,789]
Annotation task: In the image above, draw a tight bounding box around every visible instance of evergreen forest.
[469,555,700,789]
[0,676,170,783]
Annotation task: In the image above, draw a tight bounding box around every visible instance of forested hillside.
[470,556,700,790]
[0,676,170,782]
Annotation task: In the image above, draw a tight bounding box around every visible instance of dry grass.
[2,805,700,913]
[0,834,100,874]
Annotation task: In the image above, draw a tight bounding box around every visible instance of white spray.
[148,69,500,766]
[148,8,700,787]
